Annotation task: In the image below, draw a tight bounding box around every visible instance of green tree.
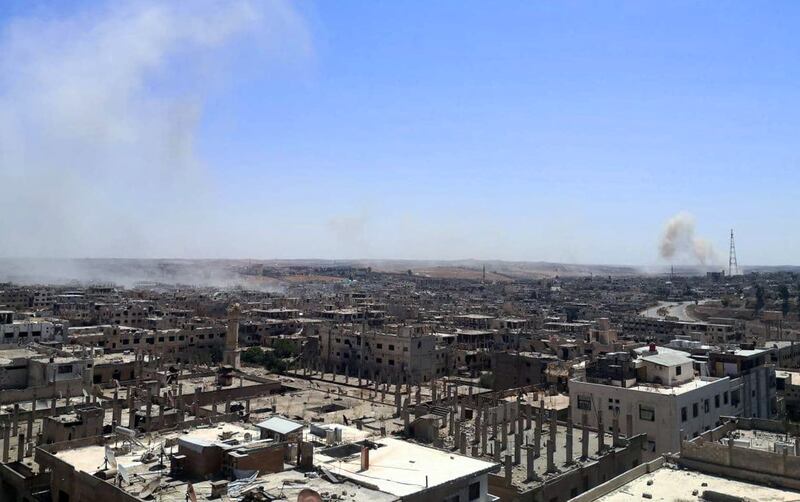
[478,372,495,389]
[779,285,790,316]
[797,284,800,313]
[755,285,765,313]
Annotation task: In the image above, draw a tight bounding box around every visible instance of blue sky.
[1,1,798,265]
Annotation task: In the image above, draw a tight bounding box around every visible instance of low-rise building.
[570,346,737,460]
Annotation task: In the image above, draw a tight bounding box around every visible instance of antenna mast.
[728,229,739,276]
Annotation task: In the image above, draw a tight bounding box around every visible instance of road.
[640,301,702,321]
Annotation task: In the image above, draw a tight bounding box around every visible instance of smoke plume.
[0,0,310,260]
[659,212,718,265]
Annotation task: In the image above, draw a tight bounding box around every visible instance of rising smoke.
[0,0,310,262]
[659,212,719,265]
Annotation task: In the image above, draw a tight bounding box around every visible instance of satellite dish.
[105,446,117,469]
[139,477,160,499]
[297,488,323,502]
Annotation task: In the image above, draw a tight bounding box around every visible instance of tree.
[755,285,765,313]
[797,284,800,313]
[478,372,495,389]
[779,285,790,316]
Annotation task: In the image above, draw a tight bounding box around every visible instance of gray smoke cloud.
[659,212,718,265]
[0,0,310,262]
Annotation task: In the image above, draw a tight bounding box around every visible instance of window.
[389,344,395,351]
[468,481,480,501]
[714,395,720,408]
[723,391,729,404]
[57,365,72,374]
[639,405,655,422]
[577,396,592,410]
[676,365,682,376]
[693,403,698,417]
[703,399,709,413]
[377,343,383,349]
[681,407,687,422]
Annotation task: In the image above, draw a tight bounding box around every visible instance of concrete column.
[449,408,455,436]
[395,385,401,416]
[525,445,536,481]
[534,405,542,458]
[2,426,9,463]
[612,415,620,447]
[581,412,589,459]
[113,397,122,427]
[481,418,488,455]
[17,433,24,462]
[491,410,498,440]
[26,414,34,446]
[494,438,501,462]
[504,454,512,484]
[597,410,605,453]
[514,428,522,465]
[460,431,467,455]
[526,403,532,430]
[145,390,153,431]
[11,404,19,436]
[501,416,508,447]
[566,410,573,464]
[454,420,461,448]
[548,409,557,468]
[128,398,137,429]
[158,398,165,427]
[193,388,201,417]
[27,399,37,443]
[546,439,556,473]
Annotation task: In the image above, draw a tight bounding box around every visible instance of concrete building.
[321,327,453,383]
[492,352,558,390]
[707,348,777,419]
[570,347,737,460]
[0,312,57,344]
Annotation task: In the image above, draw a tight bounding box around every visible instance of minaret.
[223,303,241,369]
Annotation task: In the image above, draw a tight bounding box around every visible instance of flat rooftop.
[315,437,497,498]
[627,377,724,395]
[594,464,800,501]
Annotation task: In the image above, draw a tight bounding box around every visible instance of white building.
[570,346,736,460]
[0,311,57,343]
